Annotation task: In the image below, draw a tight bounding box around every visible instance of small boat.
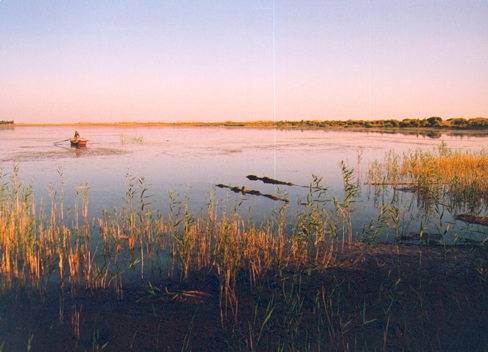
[70,138,88,147]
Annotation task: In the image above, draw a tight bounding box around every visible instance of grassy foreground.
[2,245,486,351]
[0,149,487,351]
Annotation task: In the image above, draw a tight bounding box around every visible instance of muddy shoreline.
[1,243,487,351]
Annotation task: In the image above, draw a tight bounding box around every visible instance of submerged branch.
[455,214,488,227]
[216,184,289,202]
[246,175,295,186]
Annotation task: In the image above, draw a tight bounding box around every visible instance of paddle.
[53,138,70,145]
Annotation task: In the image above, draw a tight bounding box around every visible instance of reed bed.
[0,166,357,296]
[367,143,488,213]
[0,158,487,351]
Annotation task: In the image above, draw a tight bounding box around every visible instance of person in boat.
[74,131,80,141]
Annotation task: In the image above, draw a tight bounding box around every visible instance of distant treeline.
[171,117,488,130]
[0,120,14,125]
[11,117,488,130]
[275,117,488,129]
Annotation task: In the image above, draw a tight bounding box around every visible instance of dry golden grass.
[368,144,488,211]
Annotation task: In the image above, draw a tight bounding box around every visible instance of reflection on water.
[1,125,487,242]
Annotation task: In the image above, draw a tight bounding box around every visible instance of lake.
[1,125,487,243]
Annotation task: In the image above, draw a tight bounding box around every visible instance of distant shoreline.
[12,117,488,130]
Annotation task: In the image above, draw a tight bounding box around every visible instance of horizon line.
[10,116,488,127]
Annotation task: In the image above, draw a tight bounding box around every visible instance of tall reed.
[1,162,486,350]
[367,143,488,214]
[0,163,364,300]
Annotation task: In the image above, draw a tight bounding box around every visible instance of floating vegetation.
[2,148,128,162]
[120,134,144,144]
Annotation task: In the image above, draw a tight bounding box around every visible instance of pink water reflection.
[1,126,487,241]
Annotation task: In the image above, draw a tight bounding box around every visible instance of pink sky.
[1,1,487,123]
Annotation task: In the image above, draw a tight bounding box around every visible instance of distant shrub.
[400,119,421,127]
[378,119,399,127]
[427,116,443,127]
[274,118,486,130]
[449,118,468,126]
[468,118,488,128]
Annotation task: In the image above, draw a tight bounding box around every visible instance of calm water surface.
[1,125,487,242]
